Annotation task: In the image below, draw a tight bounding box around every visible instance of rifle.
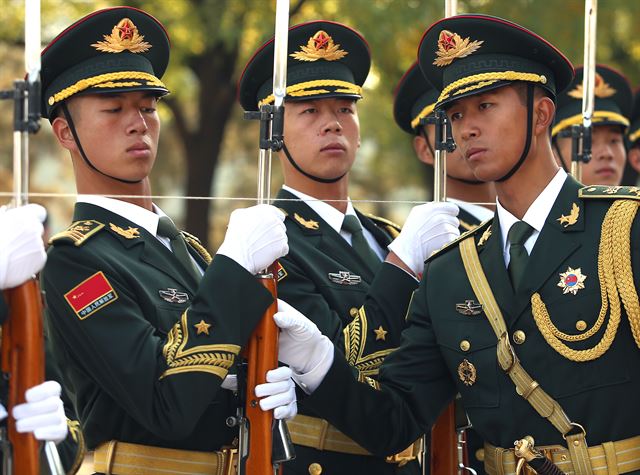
[0,1,63,473]
[568,0,597,182]
[236,1,295,473]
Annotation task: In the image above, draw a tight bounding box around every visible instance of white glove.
[274,300,334,393]
[255,366,298,420]
[12,381,67,444]
[0,204,47,289]
[387,202,460,275]
[217,204,288,274]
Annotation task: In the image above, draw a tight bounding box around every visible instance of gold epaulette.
[365,213,402,238]
[426,218,492,263]
[181,231,212,265]
[49,220,105,247]
[579,185,640,200]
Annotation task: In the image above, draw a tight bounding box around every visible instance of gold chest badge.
[557,267,587,295]
[458,359,476,386]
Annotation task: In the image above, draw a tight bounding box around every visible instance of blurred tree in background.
[2,0,640,248]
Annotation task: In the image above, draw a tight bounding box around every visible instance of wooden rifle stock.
[1,279,44,474]
[244,264,279,474]
[429,402,457,475]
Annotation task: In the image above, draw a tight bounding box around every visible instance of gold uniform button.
[460,340,471,352]
[576,320,587,331]
[309,462,323,475]
[513,330,526,345]
[475,448,485,462]
[349,307,358,318]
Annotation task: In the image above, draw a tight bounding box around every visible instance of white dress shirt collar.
[496,168,567,264]
[77,195,167,237]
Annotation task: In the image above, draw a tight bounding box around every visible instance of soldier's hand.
[12,381,68,444]
[387,202,460,275]
[255,366,298,420]
[217,204,288,274]
[0,204,47,289]
[274,299,334,394]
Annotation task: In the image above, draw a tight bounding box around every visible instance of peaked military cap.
[238,20,370,111]
[418,15,574,109]
[626,88,640,146]
[552,65,632,138]
[394,62,440,134]
[41,6,170,119]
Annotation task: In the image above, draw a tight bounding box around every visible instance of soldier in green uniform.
[40,7,297,474]
[394,60,497,475]
[272,14,640,475]
[394,61,494,231]
[239,20,460,475]
[0,203,82,471]
[552,64,632,186]
[624,88,640,185]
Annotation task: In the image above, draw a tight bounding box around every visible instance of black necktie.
[341,215,381,272]
[507,220,534,291]
[157,216,202,283]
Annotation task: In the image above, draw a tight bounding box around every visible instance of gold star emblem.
[194,320,211,335]
[557,267,587,295]
[478,226,492,246]
[373,326,387,341]
[557,203,580,228]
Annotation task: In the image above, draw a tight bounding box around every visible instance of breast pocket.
[436,318,499,409]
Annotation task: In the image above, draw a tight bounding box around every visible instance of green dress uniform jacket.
[42,203,273,453]
[275,189,421,475]
[304,177,640,473]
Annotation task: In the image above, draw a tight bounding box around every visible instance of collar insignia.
[455,300,483,316]
[478,226,492,246]
[328,270,361,286]
[433,30,484,67]
[109,223,140,239]
[458,359,477,386]
[290,30,348,62]
[159,288,189,304]
[557,202,580,228]
[557,267,587,295]
[294,213,319,230]
[92,18,152,54]
[568,72,616,99]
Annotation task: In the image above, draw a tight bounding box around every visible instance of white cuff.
[291,343,334,394]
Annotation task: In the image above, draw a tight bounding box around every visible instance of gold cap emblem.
[290,30,348,62]
[433,30,483,67]
[92,18,152,54]
[567,72,616,99]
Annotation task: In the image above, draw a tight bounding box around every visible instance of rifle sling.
[458,236,593,475]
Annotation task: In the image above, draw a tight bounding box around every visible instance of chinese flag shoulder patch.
[64,271,118,320]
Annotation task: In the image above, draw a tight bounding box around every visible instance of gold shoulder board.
[426,218,492,263]
[365,213,402,238]
[49,220,104,247]
[579,185,640,200]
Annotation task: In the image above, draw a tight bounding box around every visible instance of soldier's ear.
[413,133,434,166]
[51,116,78,152]
[533,95,555,136]
[628,147,640,173]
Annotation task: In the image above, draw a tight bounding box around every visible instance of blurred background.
[1,0,639,249]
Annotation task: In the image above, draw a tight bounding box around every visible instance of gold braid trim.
[343,306,395,378]
[258,79,362,107]
[531,200,640,361]
[161,311,240,379]
[437,71,547,105]
[551,111,630,137]
[66,419,87,475]
[410,102,436,130]
[629,128,640,144]
[48,71,166,106]
[182,231,212,265]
